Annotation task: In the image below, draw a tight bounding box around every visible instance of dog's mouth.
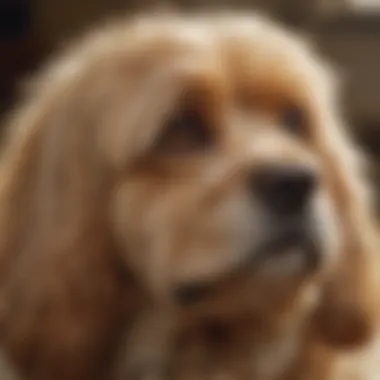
[174,224,321,307]
[250,224,321,270]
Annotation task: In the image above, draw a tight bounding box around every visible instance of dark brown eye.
[154,108,213,154]
[282,105,307,137]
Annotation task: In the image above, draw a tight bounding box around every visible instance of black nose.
[251,165,317,215]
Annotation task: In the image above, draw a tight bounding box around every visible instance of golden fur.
[0,11,379,380]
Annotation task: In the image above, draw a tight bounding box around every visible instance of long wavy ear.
[311,102,380,349]
[0,46,144,378]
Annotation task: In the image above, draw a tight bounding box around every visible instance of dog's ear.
[311,111,380,349]
[312,226,379,349]
[0,49,144,378]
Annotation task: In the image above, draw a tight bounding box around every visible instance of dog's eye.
[155,109,212,154]
[282,105,307,137]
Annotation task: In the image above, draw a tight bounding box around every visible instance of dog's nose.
[251,165,317,215]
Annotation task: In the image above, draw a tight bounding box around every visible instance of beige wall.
[322,32,380,126]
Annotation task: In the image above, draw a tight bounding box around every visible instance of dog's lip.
[174,225,320,307]
[249,224,320,269]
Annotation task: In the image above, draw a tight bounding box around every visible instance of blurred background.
[0,0,380,203]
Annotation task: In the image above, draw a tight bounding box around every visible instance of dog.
[0,11,379,380]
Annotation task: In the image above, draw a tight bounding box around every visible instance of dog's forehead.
[131,15,333,108]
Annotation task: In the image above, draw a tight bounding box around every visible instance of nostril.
[251,165,317,215]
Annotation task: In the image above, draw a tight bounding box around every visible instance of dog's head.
[1,12,378,356]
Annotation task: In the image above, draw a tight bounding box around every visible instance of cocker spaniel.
[0,11,379,380]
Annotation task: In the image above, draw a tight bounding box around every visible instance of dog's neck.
[114,283,320,380]
[171,309,306,380]
[166,283,320,380]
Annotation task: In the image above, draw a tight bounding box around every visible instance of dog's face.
[97,14,344,315]
[1,14,378,380]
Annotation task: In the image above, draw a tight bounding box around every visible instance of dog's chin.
[174,227,322,307]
